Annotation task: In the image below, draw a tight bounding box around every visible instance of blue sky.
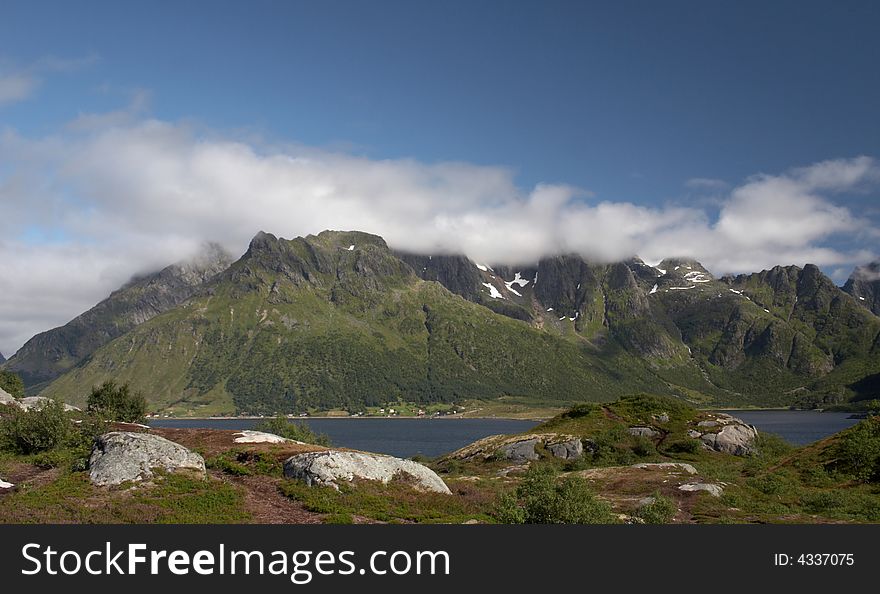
[1,0,879,354]
[3,0,879,198]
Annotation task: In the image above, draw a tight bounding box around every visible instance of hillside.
[41,231,677,414]
[2,244,233,390]
[21,229,880,414]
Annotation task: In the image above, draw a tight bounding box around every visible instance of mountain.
[40,231,680,413]
[3,243,233,390]
[33,230,880,414]
[0,352,5,365]
[843,262,880,316]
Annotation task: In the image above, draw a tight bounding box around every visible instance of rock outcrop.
[283,450,451,494]
[628,426,661,438]
[497,438,541,462]
[89,432,206,487]
[546,438,584,460]
[0,387,22,409]
[18,396,80,412]
[679,482,724,497]
[700,422,758,456]
[445,432,585,463]
[233,430,303,444]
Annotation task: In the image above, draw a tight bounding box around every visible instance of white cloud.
[0,53,99,108]
[0,112,878,356]
[0,73,39,106]
[685,177,729,191]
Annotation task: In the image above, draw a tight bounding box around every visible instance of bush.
[0,399,71,454]
[87,381,147,423]
[494,464,617,524]
[635,492,677,524]
[253,415,331,446]
[665,438,700,454]
[832,417,880,483]
[0,370,25,398]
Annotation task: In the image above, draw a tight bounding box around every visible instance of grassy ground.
[2,395,878,524]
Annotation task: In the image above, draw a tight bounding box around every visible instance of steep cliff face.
[4,243,233,388]
[844,262,880,316]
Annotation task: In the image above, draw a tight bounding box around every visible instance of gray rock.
[497,438,540,462]
[654,413,670,423]
[678,482,723,497]
[687,430,702,438]
[697,420,718,427]
[0,387,23,409]
[700,422,758,456]
[19,396,80,412]
[628,426,660,438]
[284,450,451,494]
[0,477,14,489]
[632,462,698,475]
[547,438,584,460]
[89,432,206,487]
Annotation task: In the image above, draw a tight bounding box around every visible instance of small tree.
[495,464,617,524]
[87,381,147,423]
[0,370,25,398]
[0,399,71,454]
[833,417,880,483]
[254,415,330,446]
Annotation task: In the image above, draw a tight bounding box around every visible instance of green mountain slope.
[42,232,675,414]
[36,231,880,414]
[3,243,232,390]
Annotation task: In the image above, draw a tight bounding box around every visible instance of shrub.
[666,438,700,454]
[0,370,25,398]
[0,399,71,454]
[494,464,617,524]
[631,436,655,457]
[832,417,880,482]
[635,492,677,524]
[87,381,147,423]
[254,415,331,446]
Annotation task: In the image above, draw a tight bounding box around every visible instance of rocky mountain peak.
[843,261,880,316]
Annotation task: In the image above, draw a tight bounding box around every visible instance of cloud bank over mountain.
[0,111,878,355]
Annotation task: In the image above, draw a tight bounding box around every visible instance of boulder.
[700,422,757,456]
[233,430,303,444]
[628,426,660,438]
[654,413,670,423]
[697,420,718,427]
[687,429,702,438]
[0,478,14,489]
[632,462,697,475]
[89,432,206,487]
[497,438,540,462]
[678,482,723,497]
[546,438,584,460]
[19,396,80,412]
[283,450,451,494]
[0,387,23,409]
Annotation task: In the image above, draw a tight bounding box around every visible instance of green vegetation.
[494,464,617,524]
[0,370,24,398]
[635,492,678,524]
[253,415,331,446]
[0,470,249,524]
[830,417,880,482]
[1,400,75,455]
[279,478,492,524]
[87,381,147,422]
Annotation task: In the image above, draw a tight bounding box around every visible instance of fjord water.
[149,417,538,458]
[149,411,861,457]
[722,410,861,446]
